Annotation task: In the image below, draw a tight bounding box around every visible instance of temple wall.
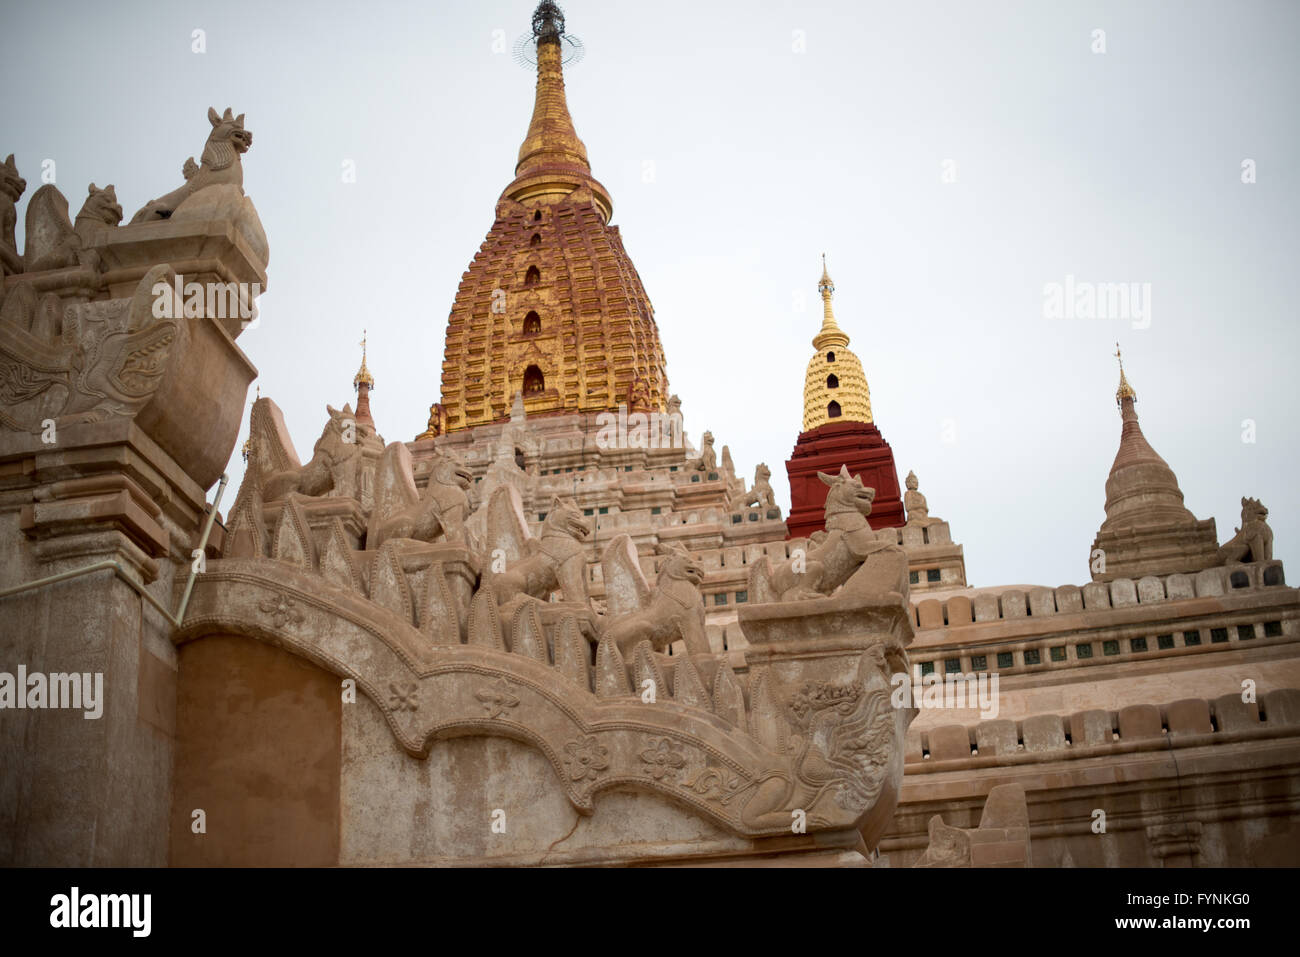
[169,634,340,866]
[338,689,757,866]
[888,736,1300,866]
[0,503,181,867]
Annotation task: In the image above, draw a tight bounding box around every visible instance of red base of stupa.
[784,420,905,539]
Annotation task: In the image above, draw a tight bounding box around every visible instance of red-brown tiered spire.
[353,330,375,428]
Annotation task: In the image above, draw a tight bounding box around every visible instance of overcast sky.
[4,0,1296,588]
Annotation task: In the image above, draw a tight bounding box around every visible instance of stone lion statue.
[693,430,716,472]
[21,182,122,273]
[482,488,592,606]
[131,107,252,224]
[600,537,708,657]
[749,465,908,603]
[730,463,776,511]
[260,403,375,502]
[1217,497,1273,565]
[0,153,26,276]
[368,445,473,550]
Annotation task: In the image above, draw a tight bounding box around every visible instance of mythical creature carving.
[255,401,378,502]
[1217,497,1273,565]
[601,536,709,657]
[130,107,252,224]
[368,443,473,550]
[1,154,28,276]
[750,465,909,603]
[693,430,716,472]
[22,182,123,273]
[0,264,177,430]
[731,642,908,831]
[482,487,591,606]
[730,463,776,511]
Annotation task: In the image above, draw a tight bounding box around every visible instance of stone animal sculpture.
[482,487,591,605]
[23,183,123,273]
[1217,497,1273,565]
[600,536,709,657]
[368,444,473,550]
[730,463,776,511]
[749,465,909,603]
[260,403,373,502]
[131,107,252,224]
[694,430,716,471]
[0,154,27,275]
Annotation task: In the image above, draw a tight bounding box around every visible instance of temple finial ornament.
[812,255,849,351]
[354,330,375,427]
[1115,342,1136,408]
[532,0,565,43]
[354,329,374,391]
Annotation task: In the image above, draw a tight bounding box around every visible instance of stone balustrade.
[911,560,1288,630]
[905,688,1300,765]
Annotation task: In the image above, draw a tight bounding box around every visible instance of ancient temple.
[784,259,906,537]
[428,1,668,434]
[1089,350,1219,581]
[2,1,1299,869]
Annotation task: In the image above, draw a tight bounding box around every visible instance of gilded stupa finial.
[812,254,849,351]
[241,387,260,462]
[505,0,613,220]
[818,252,833,294]
[354,330,374,392]
[1115,342,1136,409]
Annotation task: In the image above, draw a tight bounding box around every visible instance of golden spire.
[354,329,376,428]
[802,256,872,430]
[812,254,850,351]
[503,2,612,221]
[354,330,374,391]
[1115,342,1136,409]
[240,387,260,463]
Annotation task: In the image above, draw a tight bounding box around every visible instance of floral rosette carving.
[562,736,609,783]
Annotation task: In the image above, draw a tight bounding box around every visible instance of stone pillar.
[0,205,261,864]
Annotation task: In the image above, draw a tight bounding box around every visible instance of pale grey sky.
[3,0,1296,588]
